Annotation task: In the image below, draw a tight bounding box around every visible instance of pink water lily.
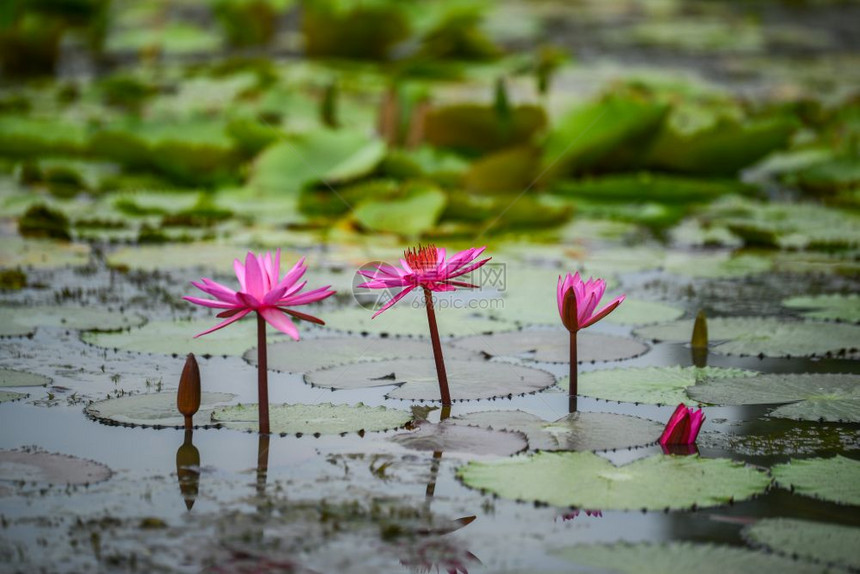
[183,249,334,435]
[659,403,706,446]
[557,272,625,332]
[357,244,491,406]
[358,244,491,318]
[184,249,334,340]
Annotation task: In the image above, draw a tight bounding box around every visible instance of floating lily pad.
[699,420,860,457]
[85,392,236,428]
[452,329,649,364]
[211,403,412,435]
[635,317,860,358]
[488,296,681,328]
[0,450,111,486]
[771,455,860,506]
[602,299,685,326]
[0,306,146,333]
[82,319,291,357]
[389,422,527,457]
[320,305,517,337]
[0,237,89,268]
[662,251,773,278]
[0,391,26,403]
[106,243,300,272]
[743,518,860,570]
[305,359,555,402]
[688,373,860,422]
[244,337,479,373]
[450,410,663,451]
[0,367,50,388]
[352,183,447,237]
[457,452,769,510]
[560,366,756,405]
[783,294,860,323]
[551,541,818,574]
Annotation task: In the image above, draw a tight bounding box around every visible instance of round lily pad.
[85,392,236,428]
[320,305,517,338]
[82,319,290,357]
[487,297,682,328]
[663,251,772,278]
[451,329,649,364]
[558,366,755,405]
[551,541,820,574]
[211,403,413,435]
[783,294,860,323]
[743,518,860,571]
[0,237,89,268]
[304,359,556,402]
[635,317,860,358]
[602,299,685,326]
[0,391,26,403]
[771,455,860,506]
[0,367,50,387]
[389,422,527,456]
[687,373,860,422]
[457,452,769,510]
[0,450,111,486]
[699,420,860,457]
[450,410,664,451]
[0,306,146,333]
[107,243,302,272]
[244,336,480,374]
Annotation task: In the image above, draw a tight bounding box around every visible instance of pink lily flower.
[659,403,706,446]
[557,272,625,332]
[184,249,334,340]
[357,244,491,318]
[357,244,491,406]
[183,249,334,435]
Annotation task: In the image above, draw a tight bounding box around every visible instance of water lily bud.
[691,310,708,349]
[177,353,201,427]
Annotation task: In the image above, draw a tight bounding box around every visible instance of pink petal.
[579,295,625,329]
[279,285,335,306]
[445,257,491,280]
[275,257,306,292]
[259,307,300,340]
[192,279,239,304]
[193,309,252,338]
[686,409,705,443]
[233,259,246,292]
[244,252,265,301]
[658,404,689,445]
[371,286,415,318]
[236,291,261,310]
[183,296,240,309]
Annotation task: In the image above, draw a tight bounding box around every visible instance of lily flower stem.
[423,287,451,406]
[256,313,271,435]
[569,330,578,414]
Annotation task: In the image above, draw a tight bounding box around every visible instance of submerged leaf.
[389,422,527,457]
[771,455,860,506]
[457,452,769,510]
[211,403,412,435]
[0,450,111,486]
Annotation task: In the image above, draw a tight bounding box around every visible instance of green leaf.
[743,518,860,570]
[551,541,818,574]
[424,104,546,154]
[561,366,756,405]
[662,251,773,278]
[320,304,518,338]
[211,402,413,435]
[352,182,447,237]
[463,146,539,193]
[106,243,302,272]
[0,237,89,269]
[771,455,860,506]
[0,306,145,333]
[450,410,663,451]
[635,317,860,358]
[551,173,753,204]
[452,329,649,364]
[304,358,556,402]
[688,373,860,422]
[0,450,111,486]
[783,294,860,323]
[0,367,49,387]
[85,392,236,428]
[457,452,770,510]
[389,422,527,456]
[0,391,26,403]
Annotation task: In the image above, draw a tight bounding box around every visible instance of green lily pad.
[662,251,773,278]
[320,304,517,338]
[560,366,756,405]
[424,104,546,154]
[487,295,680,328]
[0,306,146,333]
[82,319,290,357]
[211,402,412,435]
[106,243,302,272]
[602,299,685,326]
[106,22,222,55]
[457,452,769,510]
[244,336,479,374]
[304,359,555,402]
[783,294,860,323]
[550,541,818,574]
[0,450,112,486]
[0,391,27,403]
[352,182,447,237]
[450,410,663,451]
[743,518,860,570]
[635,317,860,358]
[0,237,89,268]
[771,455,860,506]
[551,173,751,204]
[688,373,860,422]
[389,422,527,457]
[451,329,649,364]
[0,367,50,388]
[698,417,860,457]
[85,392,236,428]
